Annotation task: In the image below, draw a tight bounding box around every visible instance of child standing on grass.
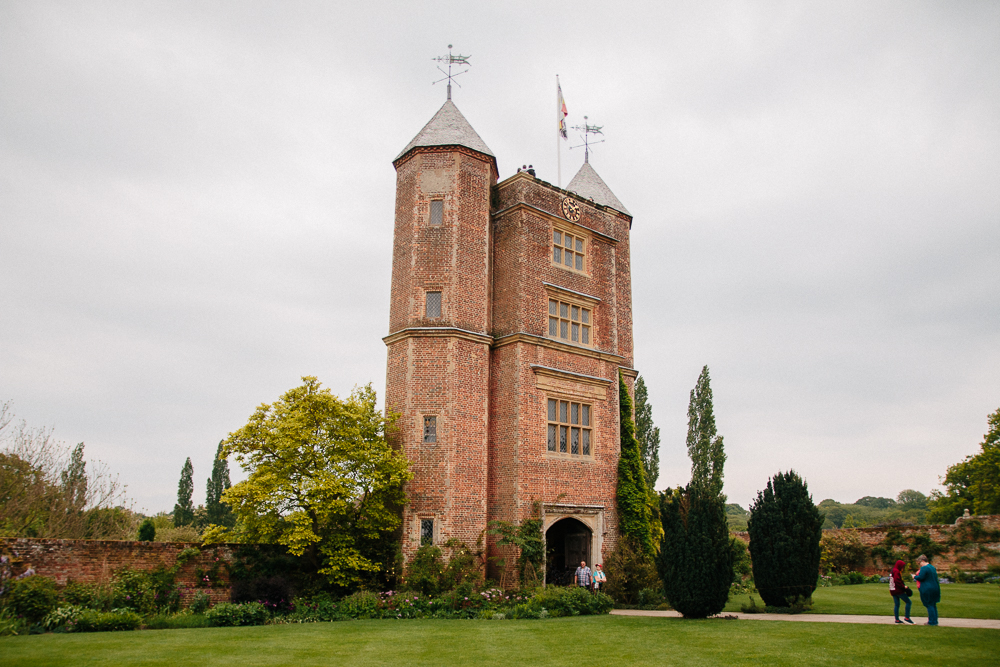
[889,559,914,624]
[913,554,941,626]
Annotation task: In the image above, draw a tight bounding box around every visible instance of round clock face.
[561,197,581,222]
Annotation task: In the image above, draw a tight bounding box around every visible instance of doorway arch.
[545,517,592,585]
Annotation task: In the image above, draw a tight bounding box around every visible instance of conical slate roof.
[395,99,495,162]
[566,161,630,216]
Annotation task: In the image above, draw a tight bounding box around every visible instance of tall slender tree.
[656,365,732,618]
[616,372,653,555]
[206,441,234,527]
[686,366,725,498]
[60,442,88,510]
[634,376,660,489]
[173,457,194,526]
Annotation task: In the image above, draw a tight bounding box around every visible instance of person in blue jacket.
[913,554,940,626]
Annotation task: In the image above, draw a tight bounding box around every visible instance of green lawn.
[2,616,999,667]
[724,583,1000,619]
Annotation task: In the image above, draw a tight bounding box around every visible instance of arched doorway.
[545,517,592,585]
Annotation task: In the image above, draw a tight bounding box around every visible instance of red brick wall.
[1,538,235,605]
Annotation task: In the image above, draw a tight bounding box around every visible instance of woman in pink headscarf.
[889,559,914,624]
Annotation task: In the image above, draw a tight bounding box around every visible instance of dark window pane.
[571,428,579,455]
[571,323,579,342]
[560,320,568,339]
[549,317,558,336]
[576,238,583,253]
[421,518,434,546]
[553,247,561,263]
[572,306,579,321]
[581,309,590,324]
[560,426,567,452]
[549,300,558,315]
[564,251,573,267]
[554,231,561,244]
[582,405,590,426]
[565,234,573,248]
[423,416,437,443]
[560,401,568,423]
[582,430,590,455]
[426,291,442,318]
[582,326,589,345]
[560,303,568,318]
[575,254,583,270]
[548,399,557,421]
[571,403,579,424]
[547,425,557,451]
[430,200,443,226]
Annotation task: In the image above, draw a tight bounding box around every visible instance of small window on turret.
[426,291,442,318]
[430,200,443,227]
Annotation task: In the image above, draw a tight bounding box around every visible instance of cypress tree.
[173,457,195,526]
[634,376,660,489]
[617,372,653,555]
[657,484,732,617]
[687,366,725,497]
[206,441,234,527]
[747,470,824,607]
[656,365,733,618]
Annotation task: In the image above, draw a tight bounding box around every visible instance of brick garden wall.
[734,514,1000,574]
[1,538,236,605]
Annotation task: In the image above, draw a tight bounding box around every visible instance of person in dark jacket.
[889,559,914,624]
[913,554,941,626]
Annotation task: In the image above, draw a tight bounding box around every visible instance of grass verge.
[2,615,998,667]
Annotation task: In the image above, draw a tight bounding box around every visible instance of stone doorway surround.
[541,503,605,584]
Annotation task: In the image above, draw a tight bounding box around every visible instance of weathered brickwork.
[385,104,636,581]
[0,538,235,605]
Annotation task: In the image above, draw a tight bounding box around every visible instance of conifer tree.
[173,457,195,526]
[634,376,660,489]
[747,470,824,607]
[206,441,234,527]
[617,372,653,555]
[656,365,732,618]
[687,366,725,497]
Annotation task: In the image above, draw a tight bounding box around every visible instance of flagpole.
[557,75,562,188]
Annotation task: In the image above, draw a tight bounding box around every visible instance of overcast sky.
[2,1,998,514]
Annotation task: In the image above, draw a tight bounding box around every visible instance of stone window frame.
[551,224,590,275]
[418,516,435,546]
[429,199,444,227]
[545,394,594,459]
[422,414,438,443]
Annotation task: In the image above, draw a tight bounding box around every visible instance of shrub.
[731,536,752,582]
[0,607,27,636]
[748,471,824,607]
[404,545,445,596]
[42,604,84,631]
[111,569,157,613]
[819,531,870,574]
[189,591,211,614]
[657,485,733,618]
[61,581,99,608]
[338,591,381,619]
[231,575,293,613]
[604,537,660,606]
[74,608,142,632]
[205,601,269,626]
[137,519,156,542]
[531,586,613,617]
[4,575,60,624]
[145,611,213,630]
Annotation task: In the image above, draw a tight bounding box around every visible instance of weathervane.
[432,44,471,100]
[569,116,605,162]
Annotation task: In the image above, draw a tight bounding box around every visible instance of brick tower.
[386,97,634,583]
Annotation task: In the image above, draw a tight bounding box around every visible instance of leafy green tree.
[686,366,725,497]
[137,518,156,541]
[927,408,1000,523]
[604,536,660,605]
[173,457,194,526]
[60,443,87,510]
[634,376,660,489]
[205,441,234,528]
[657,484,732,617]
[725,503,749,531]
[203,377,411,588]
[854,496,896,509]
[747,470,824,607]
[617,372,653,556]
[896,489,928,510]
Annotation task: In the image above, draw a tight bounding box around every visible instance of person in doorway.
[913,554,940,625]
[574,560,592,591]
[889,559,914,624]
[592,563,606,591]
